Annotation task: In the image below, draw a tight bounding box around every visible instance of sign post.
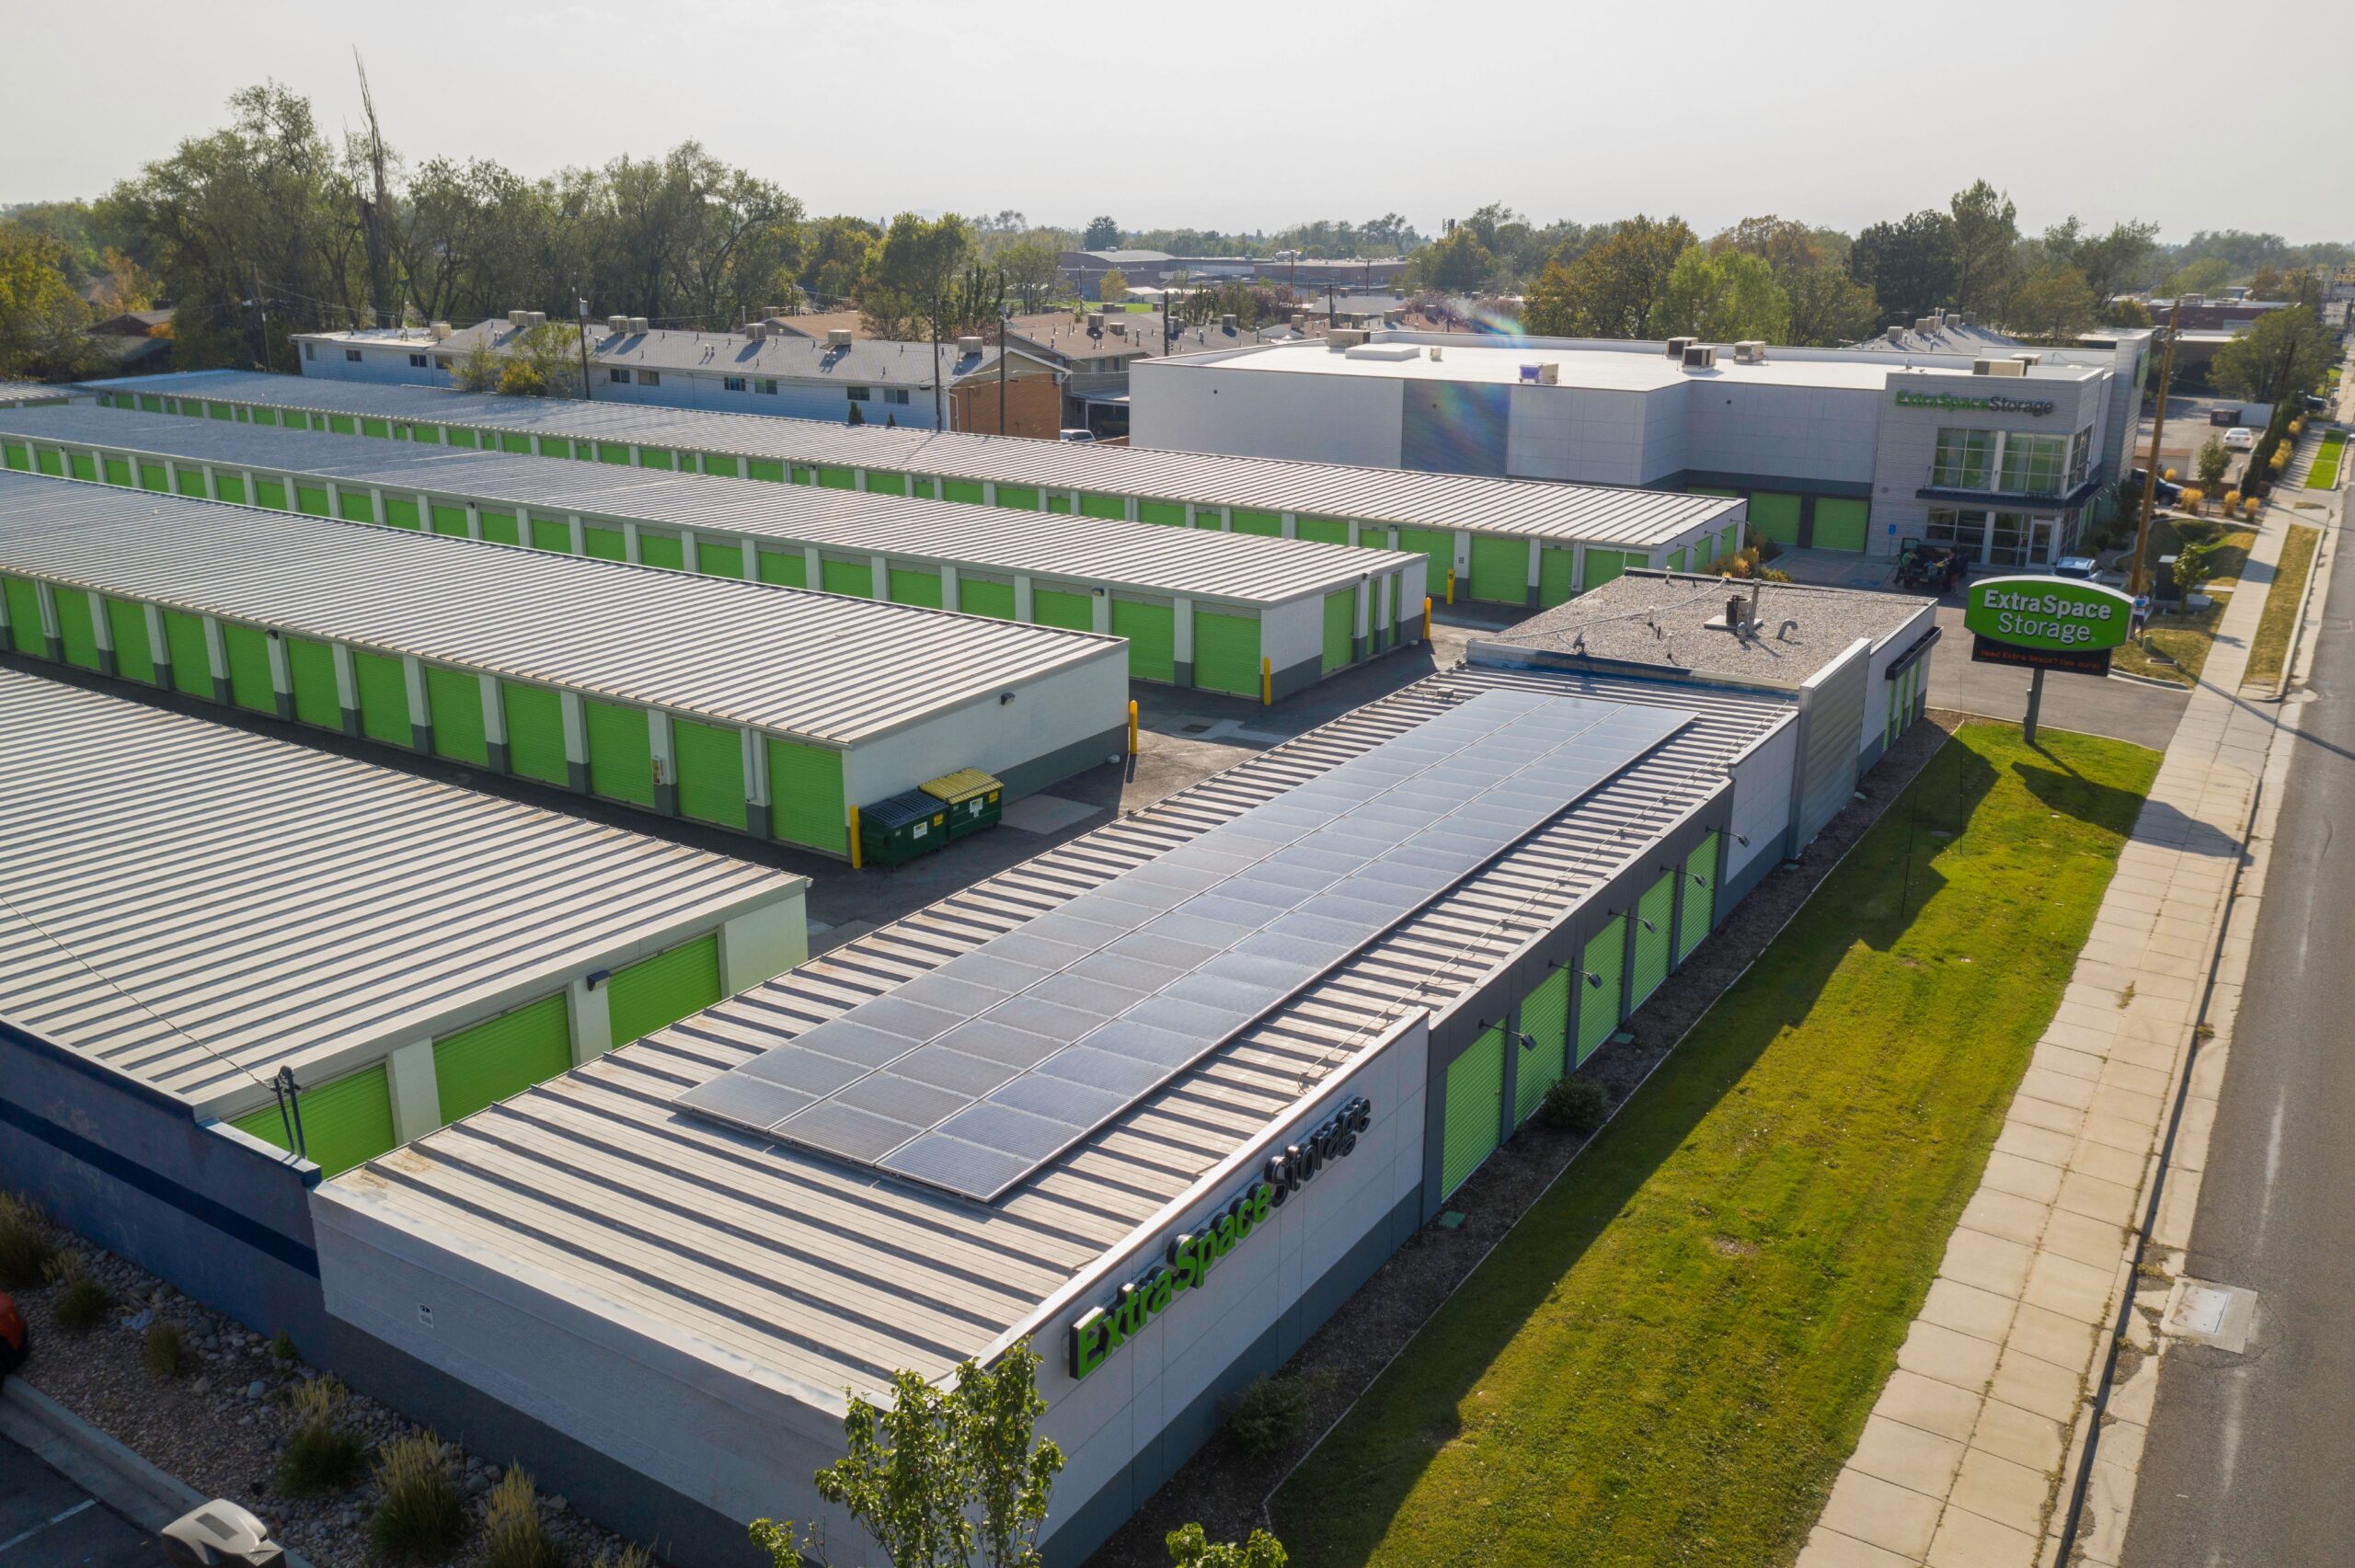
[1963,576,2135,744]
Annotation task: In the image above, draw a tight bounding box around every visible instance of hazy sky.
[6,0,2349,243]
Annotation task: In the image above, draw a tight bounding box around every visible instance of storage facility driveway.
[1927,604,2190,750]
[0,1433,168,1568]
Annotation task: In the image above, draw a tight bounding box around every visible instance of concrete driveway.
[1925,602,2189,750]
[0,1433,169,1568]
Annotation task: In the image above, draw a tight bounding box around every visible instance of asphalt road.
[1924,603,2190,750]
[2121,526,2355,1565]
[0,1432,168,1568]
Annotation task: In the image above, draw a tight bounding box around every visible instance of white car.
[2223,427,2255,450]
[1057,429,1098,443]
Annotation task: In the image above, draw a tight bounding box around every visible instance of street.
[0,1433,168,1568]
[2120,516,2355,1565]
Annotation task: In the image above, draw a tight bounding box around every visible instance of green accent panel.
[821,558,873,598]
[361,418,389,438]
[865,472,907,496]
[1585,550,1629,590]
[1321,588,1354,673]
[172,464,203,496]
[697,540,746,578]
[444,425,477,448]
[638,532,686,571]
[1441,1026,1506,1196]
[162,611,212,695]
[959,578,1016,619]
[294,484,330,517]
[993,484,1040,510]
[638,449,675,472]
[67,452,97,482]
[1043,492,1071,513]
[288,637,339,727]
[1538,547,1579,608]
[756,550,806,589]
[503,683,569,785]
[353,650,412,747]
[534,437,570,460]
[583,525,626,561]
[327,414,356,435]
[1232,508,1281,536]
[104,457,133,486]
[748,458,786,483]
[608,934,723,1046]
[107,600,155,684]
[597,442,631,465]
[943,479,985,504]
[1813,497,1868,553]
[1294,515,1349,544]
[231,1064,395,1178]
[1678,833,1719,961]
[889,567,942,608]
[54,590,99,670]
[584,700,655,807]
[1111,599,1175,682]
[1515,967,1572,1123]
[1137,498,1184,526]
[674,718,747,830]
[3,578,42,657]
[427,667,489,765]
[138,462,167,492]
[479,510,521,545]
[499,431,533,455]
[33,447,63,477]
[0,441,26,471]
[432,993,571,1125]
[1468,535,1528,603]
[1631,872,1675,1007]
[223,624,274,712]
[531,516,572,552]
[339,488,376,523]
[252,477,286,509]
[137,394,163,412]
[1034,588,1093,631]
[209,404,236,422]
[768,738,846,853]
[250,406,278,427]
[1748,491,1801,546]
[820,465,859,490]
[1193,509,1224,531]
[429,503,467,537]
[1396,527,1454,590]
[1576,917,1626,1066]
[1193,611,1262,697]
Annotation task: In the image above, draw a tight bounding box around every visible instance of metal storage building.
[0,471,1131,857]
[77,371,1748,607]
[310,658,1839,1568]
[0,405,1427,699]
[0,664,807,1353]
[0,382,65,408]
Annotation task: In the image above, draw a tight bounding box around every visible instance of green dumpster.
[859,790,951,867]
[921,768,1003,841]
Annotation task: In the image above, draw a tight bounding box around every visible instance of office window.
[608,368,631,383]
[846,385,872,402]
[2068,427,2092,487]
[639,371,661,387]
[408,353,428,368]
[724,376,746,392]
[755,379,777,395]
[345,349,362,362]
[883,388,910,406]
[1930,428,1995,489]
[2000,432,2066,496]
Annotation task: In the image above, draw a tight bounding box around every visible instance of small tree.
[2196,436,2230,487]
[1166,1523,1289,1568]
[1097,267,1129,303]
[847,400,866,426]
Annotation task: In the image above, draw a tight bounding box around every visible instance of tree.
[1406,226,1496,293]
[800,214,883,307]
[1848,210,1957,328]
[0,225,99,380]
[1947,178,2017,317]
[2039,216,2158,310]
[1783,264,1880,346]
[998,238,1062,313]
[2099,297,2154,329]
[2196,436,2230,486]
[868,212,976,337]
[1096,266,1128,302]
[1710,214,1824,276]
[1083,215,1120,249]
[2001,263,2097,341]
[750,1343,1063,1568]
[2165,257,2232,296]
[1646,245,1789,342]
[2212,305,2332,404]
[1520,214,1695,338]
[1166,1523,1288,1568]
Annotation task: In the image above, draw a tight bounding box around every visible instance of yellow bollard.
[846,804,863,870]
[1445,567,1456,605]
[1260,656,1272,706]
[1422,596,1433,642]
[1127,699,1140,755]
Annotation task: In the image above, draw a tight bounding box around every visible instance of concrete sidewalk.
[1798,506,2303,1568]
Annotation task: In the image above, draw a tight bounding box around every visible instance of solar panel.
[676,690,1691,1199]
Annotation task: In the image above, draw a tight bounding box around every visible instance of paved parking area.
[0,1433,167,1568]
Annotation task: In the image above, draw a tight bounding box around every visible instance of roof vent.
[1732,339,1767,363]
[1429,344,1443,361]
[1664,336,1697,359]
[1681,343,1718,371]
[957,336,984,355]
[826,328,854,349]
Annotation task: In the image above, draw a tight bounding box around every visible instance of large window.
[2000,433,2066,496]
[724,376,746,393]
[2068,427,2092,487]
[1932,429,1996,488]
[1926,508,1986,554]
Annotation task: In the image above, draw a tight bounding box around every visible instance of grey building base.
[994,723,1131,800]
[1172,659,1193,687]
[1267,653,1324,703]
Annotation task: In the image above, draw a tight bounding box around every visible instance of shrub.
[47,1254,113,1334]
[2178,486,2205,516]
[367,1431,465,1563]
[270,1329,299,1363]
[2244,496,2262,521]
[483,1466,564,1568]
[144,1320,190,1378]
[1223,1375,1312,1459]
[2221,489,2241,513]
[592,1546,657,1568]
[2197,436,2230,486]
[0,1193,56,1288]
[280,1377,369,1496]
[1540,1076,1610,1135]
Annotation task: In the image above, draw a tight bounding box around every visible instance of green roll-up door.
[1194,509,1225,531]
[1042,493,1072,514]
[353,650,412,746]
[1232,509,1281,536]
[223,624,274,712]
[288,637,339,727]
[995,484,1040,509]
[496,431,531,454]
[137,462,167,492]
[944,479,985,504]
[1585,550,1628,589]
[889,567,942,608]
[1538,547,1579,606]
[1321,589,1354,673]
[769,738,846,853]
[1678,832,1719,961]
[811,465,854,491]
[230,1064,396,1178]
[756,549,806,589]
[638,532,686,571]
[429,503,468,537]
[1515,967,1572,1123]
[598,442,631,465]
[338,488,375,523]
[3,578,40,656]
[479,510,522,545]
[170,464,201,495]
[1813,498,1868,553]
[214,474,247,505]
[1034,588,1093,631]
[503,682,569,785]
[607,934,723,1046]
[747,458,785,483]
[1576,917,1626,1067]
[107,600,155,684]
[959,578,1017,619]
[674,717,747,830]
[1468,535,1528,604]
[1194,612,1262,696]
[534,437,569,460]
[1441,1026,1506,1196]
[585,700,655,807]
[1079,492,1126,520]
[294,484,330,517]
[54,591,100,671]
[426,668,488,765]
[821,558,874,598]
[382,496,419,530]
[0,441,25,471]
[1111,599,1176,682]
[583,525,626,562]
[103,457,133,487]
[531,516,572,552]
[31,447,63,477]
[1137,499,1185,526]
[642,449,678,472]
[162,612,212,697]
[1749,492,1801,546]
[433,993,572,1125]
[1631,871,1675,1007]
[865,472,908,496]
[443,425,477,448]
[698,541,746,578]
[67,451,97,482]
[1396,528,1454,592]
[247,476,283,509]
[1295,516,1349,544]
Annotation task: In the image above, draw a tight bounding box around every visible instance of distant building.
[84,307,175,374]
[1056,249,1407,301]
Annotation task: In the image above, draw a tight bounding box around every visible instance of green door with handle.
[607,935,723,1046]
[1576,916,1626,1067]
[1631,871,1676,1008]
[1442,1025,1507,1196]
[1514,967,1571,1123]
[1677,833,1719,962]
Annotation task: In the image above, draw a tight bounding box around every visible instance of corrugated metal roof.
[0,472,1124,747]
[318,664,1791,1402]
[0,406,1416,607]
[80,371,1741,549]
[0,383,65,407]
[0,668,799,1117]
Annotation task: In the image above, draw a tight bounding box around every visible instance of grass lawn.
[2246,524,2322,689]
[1271,722,2158,1568]
[2308,432,2346,490]
[2108,513,2256,686]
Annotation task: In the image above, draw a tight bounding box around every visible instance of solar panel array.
[677,689,1691,1199]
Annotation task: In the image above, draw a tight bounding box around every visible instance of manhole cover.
[2165,1279,2257,1353]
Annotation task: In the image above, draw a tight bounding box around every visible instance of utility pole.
[2127,301,2182,601]
[253,267,273,373]
[576,292,595,401]
[998,309,1008,437]
[930,301,945,431]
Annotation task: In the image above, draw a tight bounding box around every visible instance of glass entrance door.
[2027,517,2057,566]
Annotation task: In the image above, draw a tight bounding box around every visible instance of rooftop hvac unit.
[1515,361,1560,383]
[1886,326,1907,344]
[1221,313,1237,331]
[957,335,984,355]
[2012,352,2042,368]
[1914,316,1938,334]
[1327,328,1371,349]
[826,327,854,349]
[608,315,628,334]
[629,316,649,333]
[1429,344,1443,361]
[1733,340,1767,363]
[744,322,767,340]
[526,311,546,327]
[1664,336,1697,359]
[1682,344,1718,370]
[1975,358,2028,377]
[507,309,528,327]
[428,321,452,341]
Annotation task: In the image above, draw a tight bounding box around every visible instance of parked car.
[1057,429,1097,443]
[2131,467,2184,503]
[2051,555,2099,580]
[0,1289,25,1379]
[2223,427,2255,451]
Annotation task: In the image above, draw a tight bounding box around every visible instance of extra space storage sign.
[1965,576,2131,675]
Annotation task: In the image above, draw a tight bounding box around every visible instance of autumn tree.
[2001,264,2097,340]
[2212,304,2332,404]
[0,224,99,380]
[1520,214,1695,338]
